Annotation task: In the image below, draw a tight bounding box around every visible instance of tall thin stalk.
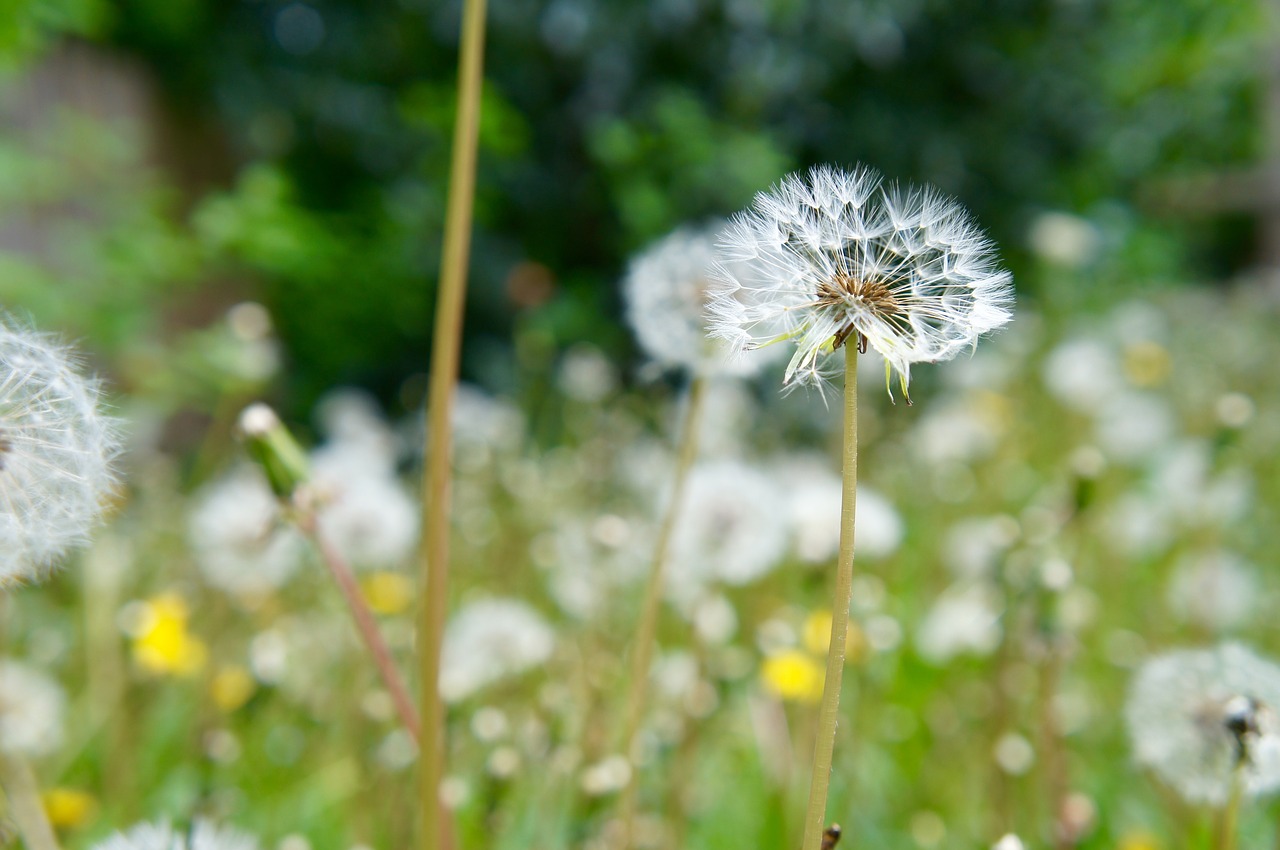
[419,0,488,846]
[0,752,61,850]
[617,376,707,848]
[800,343,858,850]
[1215,769,1244,850]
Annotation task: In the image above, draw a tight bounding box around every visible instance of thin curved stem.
[301,515,421,743]
[618,375,708,848]
[420,0,487,847]
[800,343,858,850]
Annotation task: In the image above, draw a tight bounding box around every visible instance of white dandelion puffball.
[624,224,765,376]
[1127,643,1280,806]
[0,318,120,584]
[1168,550,1257,632]
[0,659,66,757]
[187,466,305,595]
[310,442,419,569]
[440,598,556,703]
[775,455,903,563]
[90,820,260,850]
[667,460,790,595]
[915,582,1003,665]
[708,164,1012,395]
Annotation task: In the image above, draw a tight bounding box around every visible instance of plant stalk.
[1215,768,1244,850]
[302,515,422,743]
[0,751,61,850]
[618,375,707,848]
[800,343,858,850]
[420,0,487,845]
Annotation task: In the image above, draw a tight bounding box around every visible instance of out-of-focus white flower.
[0,659,65,757]
[89,820,260,850]
[775,455,903,563]
[708,164,1012,396]
[0,317,121,584]
[451,384,526,454]
[309,442,419,570]
[667,460,789,594]
[1027,211,1100,267]
[538,515,648,619]
[440,599,556,703]
[187,466,305,595]
[911,396,1005,464]
[314,388,401,472]
[624,224,767,377]
[1168,551,1257,632]
[1093,391,1175,463]
[1103,492,1173,559]
[1127,643,1280,806]
[1041,338,1122,413]
[916,582,1003,664]
[557,344,618,402]
[943,515,1019,579]
[1150,441,1253,528]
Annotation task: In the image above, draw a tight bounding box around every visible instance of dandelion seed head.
[1126,643,1280,805]
[709,164,1012,397]
[187,466,305,596]
[89,820,260,850]
[666,460,790,597]
[0,318,120,585]
[624,224,771,377]
[440,599,556,703]
[0,659,66,757]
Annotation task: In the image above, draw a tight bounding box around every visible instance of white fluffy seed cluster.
[0,659,67,757]
[623,225,766,377]
[90,820,260,850]
[0,317,120,585]
[708,164,1013,396]
[1126,642,1280,806]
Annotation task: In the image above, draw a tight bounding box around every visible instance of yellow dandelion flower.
[210,665,256,712]
[43,787,97,829]
[1116,831,1160,850]
[802,610,867,662]
[762,650,825,703]
[361,571,414,616]
[131,593,208,677]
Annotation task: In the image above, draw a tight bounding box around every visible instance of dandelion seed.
[708,164,1012,399]
[1126,643,1280,805]
[0,317,120,584]
[89,820,260,850]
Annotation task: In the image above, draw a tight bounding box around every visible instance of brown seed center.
[815,275,902,315]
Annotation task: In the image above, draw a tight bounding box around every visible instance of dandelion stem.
[1215,768,1245,850]
[301,515,422,743]
[420,0,487,844]
[0,751,61,850]
[801,343,858,850]
[617,375,707,848]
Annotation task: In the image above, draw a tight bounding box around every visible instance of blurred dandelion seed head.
[624,224,768,376]
[89,820,261,850]
[708,164,1012,396]
[0,659,66,757]
[0,317,121,584]
[1127,643,1280,805]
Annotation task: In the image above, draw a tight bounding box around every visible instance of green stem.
[800,343,858,850]
[0,752,61,850]
[618,376,708,848]
[420,0,487,845]
[1216,768,1244,850]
